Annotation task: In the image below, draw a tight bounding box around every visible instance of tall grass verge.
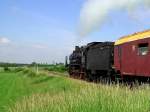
[8,83,150,112]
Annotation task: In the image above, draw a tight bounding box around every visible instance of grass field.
[0,70,78,112]
[0,69,150,112]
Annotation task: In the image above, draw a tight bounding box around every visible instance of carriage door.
[136,43,149,76]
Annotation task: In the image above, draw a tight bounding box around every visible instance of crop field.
[0,68,150,112]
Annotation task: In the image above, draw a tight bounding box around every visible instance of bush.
[14,67,24,72]
[47,65,67,73]
[22,68,30,74]
[27,70,37,77]
[17,67,47,78]
[18,68,36,77]
[4,67,10,72]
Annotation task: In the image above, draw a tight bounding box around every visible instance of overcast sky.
[0,0,150,64]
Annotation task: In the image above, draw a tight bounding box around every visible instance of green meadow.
[0,68,150,112]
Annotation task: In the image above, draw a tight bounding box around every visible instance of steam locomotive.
[69,30,150,82]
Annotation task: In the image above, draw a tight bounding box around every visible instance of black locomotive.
[69,42,115,81]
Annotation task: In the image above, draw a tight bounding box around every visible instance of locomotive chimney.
[75,46,80,51]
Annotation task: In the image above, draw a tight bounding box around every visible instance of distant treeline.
[0,62,65,67]
[0,62,28,67]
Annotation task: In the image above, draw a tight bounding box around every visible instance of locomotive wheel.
[85,71,93,82]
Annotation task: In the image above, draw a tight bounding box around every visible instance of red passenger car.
[114,30,150,78]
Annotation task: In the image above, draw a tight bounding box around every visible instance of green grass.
[0,71,78,112]
[0,67,3,72]
[0,70,150,112]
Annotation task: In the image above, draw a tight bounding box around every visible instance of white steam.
[79,0,150,36]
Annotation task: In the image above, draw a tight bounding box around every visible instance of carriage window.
[138,43,149,56]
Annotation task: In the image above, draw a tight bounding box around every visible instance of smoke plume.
[79,0,150,36]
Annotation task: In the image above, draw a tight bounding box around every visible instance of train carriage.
[114,30,150,78]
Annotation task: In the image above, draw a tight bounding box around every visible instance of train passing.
[68,30,150,82]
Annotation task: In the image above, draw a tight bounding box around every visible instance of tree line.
[0,62,65,67]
